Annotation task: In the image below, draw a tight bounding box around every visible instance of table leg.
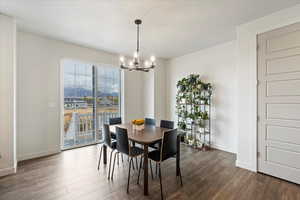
[176,136,180,176]
[103,144,107,165]
[143,144,149,195]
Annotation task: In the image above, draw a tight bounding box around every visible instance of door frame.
[59,58,122,150]
[255,25,300,172]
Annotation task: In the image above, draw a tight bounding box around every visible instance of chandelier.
[119,19,156,72]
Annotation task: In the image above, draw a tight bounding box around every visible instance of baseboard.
[211,143,236,154]
[18,148,61,161]
[236,160,256,172]
[0,166,16,177]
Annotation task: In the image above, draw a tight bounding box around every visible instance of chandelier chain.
[137,23,140,53]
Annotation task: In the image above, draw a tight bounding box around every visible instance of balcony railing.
[63,111,119,149]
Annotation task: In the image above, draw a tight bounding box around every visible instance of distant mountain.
[64,87,92,97]
[98,91,119,97]
[64,87,119,97]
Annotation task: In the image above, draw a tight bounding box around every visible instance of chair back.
[103,124,112,147]
[115,126,129,155]
[145,118,156,126]
[160,120,174,129]
[160,129,177,161]
[109,117,122,125]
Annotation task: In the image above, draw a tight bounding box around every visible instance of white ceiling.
[1,0,300,58]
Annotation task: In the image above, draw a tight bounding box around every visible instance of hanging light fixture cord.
[137,21,140,53]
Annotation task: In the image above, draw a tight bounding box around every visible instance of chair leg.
[127,158,133,193]
[155,162,158,177]
[107,149,114,180]
[137,156,143,184]
[132,158,135,170]
[179,168,183,186]
[117,153,119,166]
[97,146,103,170]
[159,163,163,200]
[111,152,118,180]
[150,160,154,180]
[135,157,138,170]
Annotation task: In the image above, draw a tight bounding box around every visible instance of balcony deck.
[63,111,119,149]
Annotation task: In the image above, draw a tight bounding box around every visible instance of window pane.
[96,65,121,142]
[63,60,95,149]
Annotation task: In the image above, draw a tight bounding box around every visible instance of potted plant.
[199,111,209,128]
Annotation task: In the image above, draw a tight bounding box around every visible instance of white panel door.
[258,22,300,184]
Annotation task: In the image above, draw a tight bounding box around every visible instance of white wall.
[143,71,155,118]
[236,3,300,172]
[0,14,16,176]
[154,59,167,123]
[17,31,144,161]
[142,59,167,124]
[166,41,238,153]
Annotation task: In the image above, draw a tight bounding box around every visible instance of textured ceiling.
[1,0,300,58]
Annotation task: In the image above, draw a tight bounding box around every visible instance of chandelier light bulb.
[120,56,125,63]
[133,51,138,58]
[150,56,156,62]
[144,60,150,67]
[129,61,133,66]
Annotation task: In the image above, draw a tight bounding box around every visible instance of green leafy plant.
[198,111,209,128]
[176,74,212,129]
[178,121,187,130]
[201,111,209,120]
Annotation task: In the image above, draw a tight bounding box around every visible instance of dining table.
[102,123,181,196]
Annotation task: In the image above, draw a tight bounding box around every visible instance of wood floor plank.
[0,145,299,200]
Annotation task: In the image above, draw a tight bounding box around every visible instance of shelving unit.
[177,99,211,150]
[176,74,212,150]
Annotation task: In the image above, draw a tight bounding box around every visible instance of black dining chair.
[144,129,183,200]
[150,119,175,177]
[160,120,174,129]
[149,119,174,150]
[111,127,144,193]
[109,117,122,140]
[97,124,117,180]
[145,118,156,126]
[109,117,122,125]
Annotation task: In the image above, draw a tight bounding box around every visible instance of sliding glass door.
[62,60,121,150]
[95,65,121,142]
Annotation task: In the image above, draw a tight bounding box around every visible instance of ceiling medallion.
[119,19,156,72]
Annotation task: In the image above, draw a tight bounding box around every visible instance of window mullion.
[92,65,98,143]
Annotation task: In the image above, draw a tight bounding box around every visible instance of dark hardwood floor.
[0,145,299,200]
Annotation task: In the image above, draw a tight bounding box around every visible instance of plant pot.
[199,119,209,128]
[202,144,210,151]
[185,132,194,146]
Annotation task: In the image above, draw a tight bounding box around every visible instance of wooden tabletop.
[109,123,170,144]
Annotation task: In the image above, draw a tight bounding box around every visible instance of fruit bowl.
[132,119,145,131]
